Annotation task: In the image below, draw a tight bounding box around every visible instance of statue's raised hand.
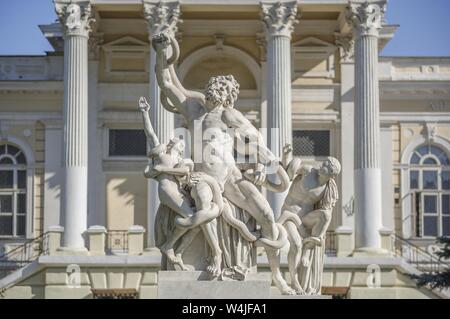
[283,144,293,156]
[152,32,170,52]
[139,96,150,112]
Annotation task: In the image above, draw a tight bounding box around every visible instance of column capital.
[54,0,95,38]
[346,1,387,38]
[142,0,182,37]
[260,1,298,39]
[334,32,355,63]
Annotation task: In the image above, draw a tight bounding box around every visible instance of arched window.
[409,144,450,238]
[0,143,27,237]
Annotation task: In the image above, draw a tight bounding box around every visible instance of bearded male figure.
[152,33,294,295]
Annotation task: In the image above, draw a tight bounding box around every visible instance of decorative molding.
[429,101,448,111]
[334,32,354,63]
[424,122,437,143]
[88,33,104,60]
[214,34,225,51]
[256,33,267,62]
[54,0,95,37]
[346,1,386,38]
[142,0,182,36]
[260,1,299,38]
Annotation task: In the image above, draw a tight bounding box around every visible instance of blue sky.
[0,0,449,56]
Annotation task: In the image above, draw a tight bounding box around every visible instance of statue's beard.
[205,89,223,107]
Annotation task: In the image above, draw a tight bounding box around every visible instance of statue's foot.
[273,277,296,295]
[294,285,306,295]
[206,254,222,277]
[161,244,179,265]
[280,286,296,296]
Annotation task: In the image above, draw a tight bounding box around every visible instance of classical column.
[55,0,94,251]
[261,1,298,218]
[346,0,386,253]
[334,33,355,243]
[142,0,181,247]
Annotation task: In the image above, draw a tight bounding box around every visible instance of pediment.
[103,36,149,52]
[292,37,335,51]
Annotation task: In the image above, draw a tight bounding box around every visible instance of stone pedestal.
[157,271,271,299]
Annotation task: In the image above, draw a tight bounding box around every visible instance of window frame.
[409,144,450,238]
[0,144,29,239]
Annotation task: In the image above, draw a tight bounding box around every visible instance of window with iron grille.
[0,143,27,237]
[292,130,330,157]
[109,129,147,157]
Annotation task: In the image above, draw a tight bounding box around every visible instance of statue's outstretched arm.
[166,35,205,103]
[152,34,188,115]
[138,96,160,149]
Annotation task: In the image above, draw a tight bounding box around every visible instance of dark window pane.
[443,217,450,236]
[442,195,450,215]
[410,153,420,164]
[16,152,26,164]
[292,130,330,157]
[430,145,444,158]
[109,129,146,156]
[423,171,438,189]
[0,157,13,164]
[7,145,20,156]
[0,195,12,212]
[423,157,437,165]
[18,170,26,189]
[424,195,437,214]
[410,171,419,189]
[417,146,429,156]
[17,215,26,236]
[17,194,26,214]
[442,171,450,190]
[423,216,438,237]
[0,145,5,155]
[0,216,13,236]
[0,171,13,188]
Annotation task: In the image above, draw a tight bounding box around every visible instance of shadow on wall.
[106,175,147,231]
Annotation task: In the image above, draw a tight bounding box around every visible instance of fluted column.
[55,0,94,251]
[143,0,181,247]
[347,0,386,253]
[261,1,298,218]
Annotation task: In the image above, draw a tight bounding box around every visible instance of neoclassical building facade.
[0,0,449,299]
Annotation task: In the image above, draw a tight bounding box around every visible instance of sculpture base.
[157,271,332,299]
[157,271,271,299]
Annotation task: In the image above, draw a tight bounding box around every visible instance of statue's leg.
[284,220,304,294]
[223,177,295,295]
[158,188,195,265]
[188,183,222,276]
[301,209,331,249]
[175,182,220,229]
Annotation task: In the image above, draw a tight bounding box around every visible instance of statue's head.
[204,75,240,111]
[167,137,185,157]
[319,157,341,179]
